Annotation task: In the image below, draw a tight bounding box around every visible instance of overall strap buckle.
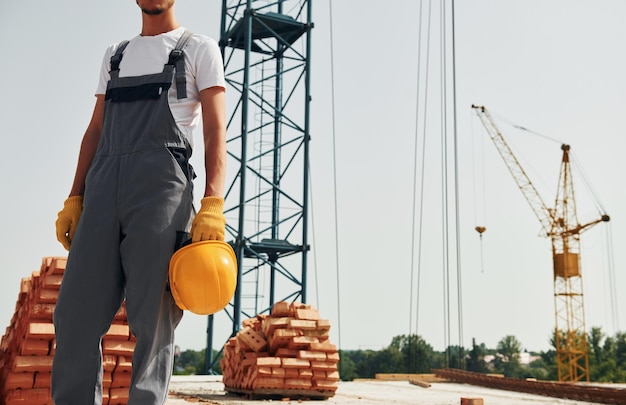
[109,40,130,78]
[167,30,194,99]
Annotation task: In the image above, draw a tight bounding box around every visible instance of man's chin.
[141,8,165,15]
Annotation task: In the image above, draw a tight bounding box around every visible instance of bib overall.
[52,31,195,405]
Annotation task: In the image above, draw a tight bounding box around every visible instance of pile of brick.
[0,257,136,405]
[221,301,340,398]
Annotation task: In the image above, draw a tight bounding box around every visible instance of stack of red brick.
[0,257,136,405]
[221,301,340,398]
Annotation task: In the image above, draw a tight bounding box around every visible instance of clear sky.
[1,0,624,355]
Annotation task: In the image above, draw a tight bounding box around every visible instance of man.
[52,1,226,403]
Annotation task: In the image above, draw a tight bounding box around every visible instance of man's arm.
[200,86,226,197]
[56,95,105,249]
[69,94,105,196]
[189,86,227,242]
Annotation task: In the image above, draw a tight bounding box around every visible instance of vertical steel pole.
[232,0,254,335]
[301,0,312,303]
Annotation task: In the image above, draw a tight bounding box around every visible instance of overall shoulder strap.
[109,40,130,79]
[167,30,194,99]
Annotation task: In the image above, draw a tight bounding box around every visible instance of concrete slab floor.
[166,375,611,405]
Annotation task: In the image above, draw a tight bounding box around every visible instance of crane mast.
[471,105,610,382]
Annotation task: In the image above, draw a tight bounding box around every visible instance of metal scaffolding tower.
[205,0,313,371]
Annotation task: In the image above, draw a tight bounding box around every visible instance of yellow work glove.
[190,196,226,242]
[55,195,83,251]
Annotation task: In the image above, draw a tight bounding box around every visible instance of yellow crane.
[471,104,610,382]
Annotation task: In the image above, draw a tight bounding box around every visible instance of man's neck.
[140,12,180,36]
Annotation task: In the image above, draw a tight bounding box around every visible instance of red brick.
[102,340,135,356]
[238,326,267,352]
[4,372,35,389]
[109,387,130,405]
[310,340,337,352]
[287,335,319,350]
[242,316,263,331]
[281,358,310,368]
[302,329,330,338]
[37,289,58,304]
[104,324,130,341]
[30,304,56,320]
[288,319,317,330]
[316,319,331,331]
[284,378,312,389]
[271,367,286,377]
[12,356,53,372]
[49,257,67,275]
[295,308,320,320]
[326,351,340,363]
[25,323,55,340]
[115,356,132,373]
[262,317,290,336]
[42,274,63,289]
[4,388,51,405]
[20,339,50,356]
[113,305,127,322]
[33,372,51,388]
[252,377,284,389]
[326,370,340,381]
[103,371,113,388]
[112,371,132,388]
[312,379,338,391]
[461,399,484,405]
[309,360,337,371]
[275,347,298,358]
[270,301,291,317]
[297,350,327,361]
[272,328,299,339]
[103,354,118,372]
[255,357,281,367]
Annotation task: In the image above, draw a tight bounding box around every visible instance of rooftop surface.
[165,375,615,405]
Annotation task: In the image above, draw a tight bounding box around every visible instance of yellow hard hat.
[168,240,238,315]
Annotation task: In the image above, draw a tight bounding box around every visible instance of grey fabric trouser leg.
[52,147,190,405]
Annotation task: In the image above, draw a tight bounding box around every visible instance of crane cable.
[471,109,488,273]
[603,223,620,332]
[439,0,464,368]
[450,0,465,367]
[569,154,619,332]
[408,0,428,371]
[439,0,452,365]
[327,0,343,355]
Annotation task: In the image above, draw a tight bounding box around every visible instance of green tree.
[175,349,204,375]
[389,334,434,373]
[174,348,223,375]
[527,356,549,380]
[494,335,524,378]
[466,338,489,373]
[337,351,358,381]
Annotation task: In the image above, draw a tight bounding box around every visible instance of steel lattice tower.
[205,0,313,371]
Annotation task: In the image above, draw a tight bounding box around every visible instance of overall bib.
[52,31,194,405]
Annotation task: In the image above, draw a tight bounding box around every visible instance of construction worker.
[52,1,226,404]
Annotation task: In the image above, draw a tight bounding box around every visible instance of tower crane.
[471,104,610,382]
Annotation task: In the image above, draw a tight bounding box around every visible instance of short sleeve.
[95,44,117,96]
[193,37,226,92]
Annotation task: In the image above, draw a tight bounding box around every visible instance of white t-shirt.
[96,27,225,147]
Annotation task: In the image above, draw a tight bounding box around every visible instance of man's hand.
[55,196,83,250]
[191,196,226,242]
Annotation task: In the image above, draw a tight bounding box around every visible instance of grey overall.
[52,31,195,405]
